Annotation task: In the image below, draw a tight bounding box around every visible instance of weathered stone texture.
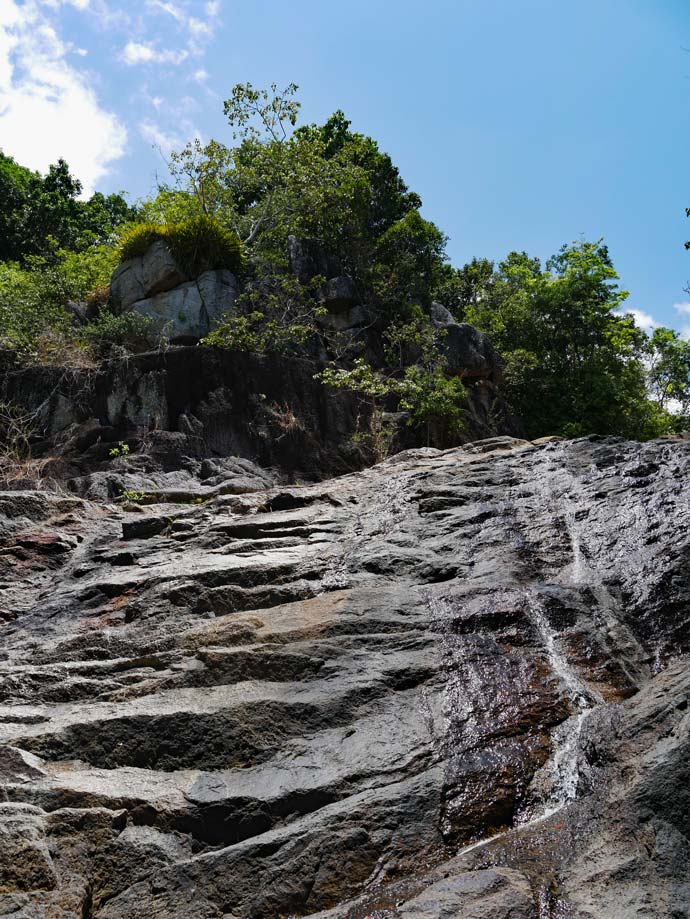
[0,435,689,916]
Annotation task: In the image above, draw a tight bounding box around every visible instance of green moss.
[118,215,243,277]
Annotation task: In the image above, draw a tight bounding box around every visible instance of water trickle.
[525,593,593,709]
[521,592,596,822]
[534,708,591,820]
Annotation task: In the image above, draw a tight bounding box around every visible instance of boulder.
[430,302,499,380]
[130,269,238,341]
[430,302,455,325]
[318,275,358,312]
[110,240,188,313]
[399,868,536,919]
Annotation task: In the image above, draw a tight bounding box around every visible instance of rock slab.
[0,435,689,917]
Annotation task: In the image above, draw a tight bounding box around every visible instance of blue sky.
[2,0,690,333]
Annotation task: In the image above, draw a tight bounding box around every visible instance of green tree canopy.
[0,153,136,264]
[463,240,665,439]
[146,83,447,318]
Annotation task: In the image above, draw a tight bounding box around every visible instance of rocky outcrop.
[430,302,499,380]
[110,243,237,342]
[0,348,372,486]
[318,275,358,312]
[0,434,689,917]
[287,235,341,285]
[0,345,521,491]
[287,235,359,313]
[129,269,238,341]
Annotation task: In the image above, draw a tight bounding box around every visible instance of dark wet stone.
[0,436,688,917]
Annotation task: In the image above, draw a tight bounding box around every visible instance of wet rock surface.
[0,435,689,917]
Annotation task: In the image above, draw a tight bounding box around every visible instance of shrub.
[201,311,314,354]
[0,261,72,355]
[118,215,243,277]
[84,311,158,357]
[109,441,131,458]
[0,245,118,359]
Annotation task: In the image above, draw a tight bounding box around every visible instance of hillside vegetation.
[1,82,689,441]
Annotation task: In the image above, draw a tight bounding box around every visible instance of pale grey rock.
[430,301,455,324]
[110,240,187,313]
[130,269,237,341]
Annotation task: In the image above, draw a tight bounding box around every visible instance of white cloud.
[193,68,208,82]
[670,304,690,339]
[205,0,220,16]
[147,0,185,22]
[39,0,91,8]
[188,17,212,38]
[0,0,126,194]
[121,40,187,65]
[139,119,182,154]
[615,308,659,334]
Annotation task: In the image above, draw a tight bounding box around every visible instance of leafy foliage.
[0,153,136,264]
[154,84,446,320]
[200,264,326,354]
[0,245,119,357]
[0,262,70,355]
[109,442,131,458]
[318,318,467,452]
[1,92,688,450]
[202,311,315,354]
[84,312,158,358]
[644,327,690,424]
[460,240,674,439]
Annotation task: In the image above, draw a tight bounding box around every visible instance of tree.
[464,240,661,439]
[645,327,690,421]
[0,153,34,262]
[369,210,448,316]
[0,153,136,264]
[156,83,448,324]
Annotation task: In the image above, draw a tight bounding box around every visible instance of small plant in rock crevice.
[120,489,145,503]
[109,441,130,458]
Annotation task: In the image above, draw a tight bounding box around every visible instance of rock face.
[0,434,689,917]
[0,346,521,490]
[287,235,341,285]
[287,235,359,313]
[0,348,372,486]
[110,240,188,313]
[110,243,237,341]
